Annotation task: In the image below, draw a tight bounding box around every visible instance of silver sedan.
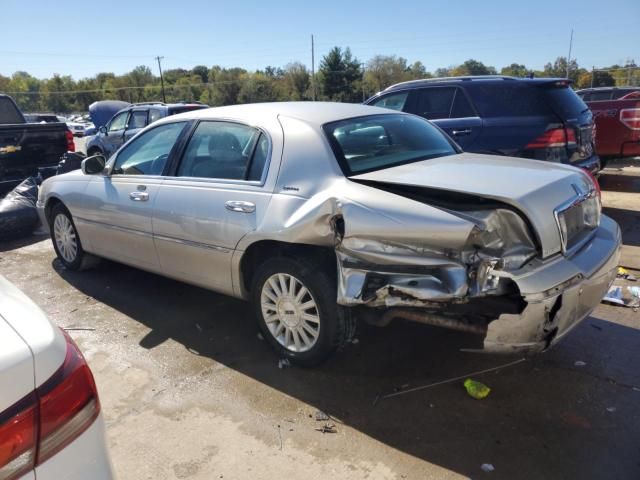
[37,102,621,366]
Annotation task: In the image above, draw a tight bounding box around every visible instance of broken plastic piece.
[481,463,495,473]
[315,423,337,434]
[314,410,330,421]
[464,378,491,399]
[617,267,629,277]
[603,286,624,305]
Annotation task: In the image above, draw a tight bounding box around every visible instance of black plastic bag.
[0,177,40,240]
[57,151,86,175]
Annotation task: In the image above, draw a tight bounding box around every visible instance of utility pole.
[566,29,574,79]
[591,66,595,88]
[155,55,166,103]
[628,66,633,85]
[311,35,316,101]
[361,62,366,102]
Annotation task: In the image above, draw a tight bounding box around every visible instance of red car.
[577,87,640,166]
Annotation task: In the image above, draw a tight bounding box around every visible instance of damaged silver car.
[37,103,621,366]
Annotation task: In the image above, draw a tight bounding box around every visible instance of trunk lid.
[350,153,592,258]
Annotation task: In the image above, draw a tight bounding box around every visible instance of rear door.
[152,120,274,295]
[407,87,482,149]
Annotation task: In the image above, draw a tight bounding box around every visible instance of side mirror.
[99,125,108,135]
[81,154,106,175]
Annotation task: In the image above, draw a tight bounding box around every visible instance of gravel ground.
[1,158,639,480]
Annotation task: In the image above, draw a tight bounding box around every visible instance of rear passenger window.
[149,109,162,123]
[468,84,552,117]
[128,111,147,129]
[450,89,476,118]
[412,87,456,119]
[590,91,613,101]
[177,121,268,181]
[371,92,409,111]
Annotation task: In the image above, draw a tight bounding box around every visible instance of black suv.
[365,76,599,172]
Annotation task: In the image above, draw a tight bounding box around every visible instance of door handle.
[451,129,472,136]
[129,191,149,202]
[225,200,255,213]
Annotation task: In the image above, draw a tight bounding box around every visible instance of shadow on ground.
[55,259,640,479]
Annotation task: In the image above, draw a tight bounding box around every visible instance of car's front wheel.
[251,257,352,367]
[49,203,98,270]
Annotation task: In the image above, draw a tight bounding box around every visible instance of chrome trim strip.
[153,233,231,253]
[74,217,153,238]
[75,216,231,253]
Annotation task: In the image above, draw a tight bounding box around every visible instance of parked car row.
[23,113,93,137]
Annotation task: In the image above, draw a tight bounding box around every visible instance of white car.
[0,275,113,479]
[66,122,87,137]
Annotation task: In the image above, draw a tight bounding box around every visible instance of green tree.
[501,63,529,77]
[318,46,362,102]
[451,59,497,76]
[282,62,310,100]
[543,57,580,81]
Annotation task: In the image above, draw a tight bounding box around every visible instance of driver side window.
[108,111,129,132]
[112,122,186,176]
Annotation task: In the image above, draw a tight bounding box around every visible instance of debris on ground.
[464,378,491,399]
[278,358,291,369]
[602,286,640,308]
[617,267,637,281]
[574,360,587,367]
[314,410,330,421]
[481,463,495,473]
[315,423,337,434]
[375,357,525,403]
[606,406,617,413]
[257,332,264,341]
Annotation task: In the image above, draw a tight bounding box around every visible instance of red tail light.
[65,129,75,152]
[0,331,99,479]
[620,108,640,130]
[526,127,577,149]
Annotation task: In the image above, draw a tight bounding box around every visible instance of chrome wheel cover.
[260,273,320,352]
[53,214,78,263]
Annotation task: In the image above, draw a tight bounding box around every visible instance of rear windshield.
[544,86,589,118]
[0,97,25,124]
[467,83,552,117]
[324,114,458,176]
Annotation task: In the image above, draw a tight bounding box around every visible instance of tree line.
[1,47,637,113]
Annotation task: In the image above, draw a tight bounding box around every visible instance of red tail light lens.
[65,129,75,152]
[0,395,37,480]
[526,127,576,149]
[0,331,99,478]
[620,108,640,130]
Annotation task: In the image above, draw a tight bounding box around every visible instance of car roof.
[381,75,570,93]
[160,101,399,128]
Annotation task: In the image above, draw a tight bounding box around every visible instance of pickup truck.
[577,87,640,165]
[0,94,74,194]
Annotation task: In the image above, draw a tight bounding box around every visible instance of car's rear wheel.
[251,256,353,367]
[49,203,98,271]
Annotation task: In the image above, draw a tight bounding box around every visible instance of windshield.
[324,114,458,175]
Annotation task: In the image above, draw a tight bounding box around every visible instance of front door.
[77,121,189,272]
[103,110,129,157]
[152,120,273,295]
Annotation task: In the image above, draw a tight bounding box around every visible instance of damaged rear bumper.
[338,215,621,354]
[481,215,620,353]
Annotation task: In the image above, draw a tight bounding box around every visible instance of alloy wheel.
[260,273,321,352]
[53,214,78,263]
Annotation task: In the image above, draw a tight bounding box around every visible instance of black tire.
[251,256,353,367]
[49,203,99,271]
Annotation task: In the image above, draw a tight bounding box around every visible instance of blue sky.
[1,0,637,79]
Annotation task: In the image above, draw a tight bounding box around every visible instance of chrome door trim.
[153,233,231,253]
